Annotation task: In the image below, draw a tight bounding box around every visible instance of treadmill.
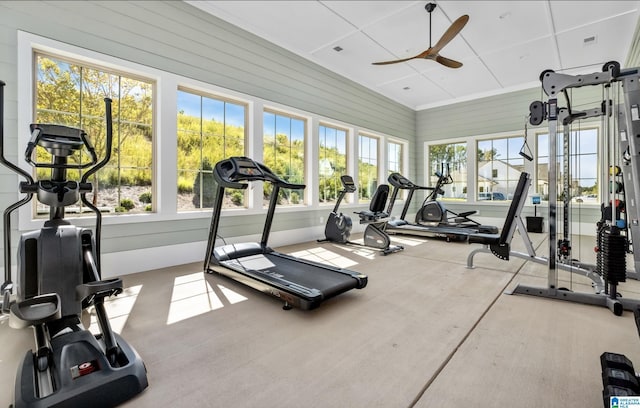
[204,156,367,310]
[385,172,498,241]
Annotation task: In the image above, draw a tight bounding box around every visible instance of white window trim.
[424,124,602,206]
[16,31,412,231]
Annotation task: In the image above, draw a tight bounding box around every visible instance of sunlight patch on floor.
[290,246,359,268]
[88,284,143,335]
[166,272,247,325]
[330,243,378,260]
[388,235,426,247]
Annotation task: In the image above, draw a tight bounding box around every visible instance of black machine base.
[14,330,148,408]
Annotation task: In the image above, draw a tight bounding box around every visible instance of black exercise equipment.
[599,308,640,406]
[519,117,534,161]
[0,81,148,407]
[204,157,367,310]
[385,171,498,242]
[415,165,499,231]
[506,62,640,315]
[320,175,403,255]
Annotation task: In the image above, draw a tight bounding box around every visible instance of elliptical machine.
[0,81,148,407]
[320,175,403,255]
[415,164,498,234]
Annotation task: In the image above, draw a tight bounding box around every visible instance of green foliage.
[145,204,152,212]
[192,158,215,208]
[139,191,152,204]
[120,198,135,210]
[35,55,154,211]
[177,106,245,200]
[358,161,377,200]
[177,176,193,194]
[115,206,126,213]
[230,191,244,206]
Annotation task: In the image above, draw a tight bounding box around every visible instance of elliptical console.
[0,81,148,407]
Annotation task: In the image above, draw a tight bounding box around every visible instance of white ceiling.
[187,1,640,110]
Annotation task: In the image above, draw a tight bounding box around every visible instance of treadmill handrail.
[214,156,306,190]
[387,172,434,191]
[386,172,433,218]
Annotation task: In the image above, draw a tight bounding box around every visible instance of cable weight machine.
[510,61,640,316]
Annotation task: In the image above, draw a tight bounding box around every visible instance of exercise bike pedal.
[76,278,123,305]
[9,293,61,329]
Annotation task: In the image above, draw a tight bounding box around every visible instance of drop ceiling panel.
[311,31,417,87]
[550,1,640,33]
[418,57,500,100]
[438,0,550,55]
[556,12,639,70]
[197,1,356,54]
[321,1,416,30]
[376,74,451,108]
[481,36,558,88]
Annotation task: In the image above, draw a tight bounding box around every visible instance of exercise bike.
[415,164,498,234]
[320,175,403,255]
[0,81,148,407]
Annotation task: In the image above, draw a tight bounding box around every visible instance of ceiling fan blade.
[435,55,463,68]
[431,14,469,54]
[372,54,421,65]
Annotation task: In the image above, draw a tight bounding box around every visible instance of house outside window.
[358,134,379,202]
[428,142,467,200]
[536,128,598,203]
[477,136,524,201]
[318,124,347,205]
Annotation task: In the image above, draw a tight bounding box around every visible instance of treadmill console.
[388,173,417,189]
[214,156,306,190]
[234,157,264,177]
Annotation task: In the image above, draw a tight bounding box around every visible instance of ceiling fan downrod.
[425,2,436,48]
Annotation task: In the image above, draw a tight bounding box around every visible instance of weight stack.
[600,226,627,285]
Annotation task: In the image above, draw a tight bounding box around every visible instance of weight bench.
[466,171,605,295]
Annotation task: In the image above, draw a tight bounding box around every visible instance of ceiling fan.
[372,2,469,68]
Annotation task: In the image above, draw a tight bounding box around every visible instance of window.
[358,134,379,202]
[428,142,467,200]
[34,52,153,216]
[263,110,306,205]
[387,141,403,175]
[177,89,246,211]
[318,124,347,204]
[477,136,524,200]
[537,128,598,202]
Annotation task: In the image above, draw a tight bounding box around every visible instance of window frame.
[33,50,157,217]
[17,31,411,232]
[262,107,308,206]
[534,126,600,204]
[176,86,249,212]
[426,140,469,202]
[357,133,381,203]
[318,122,349,206]
[424,124,602,207]
[476,134,526,202]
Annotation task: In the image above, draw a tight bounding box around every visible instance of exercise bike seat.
[9,293,61,329]
[355,184,390,222]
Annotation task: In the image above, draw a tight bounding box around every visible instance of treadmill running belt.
[224,253,360,296]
